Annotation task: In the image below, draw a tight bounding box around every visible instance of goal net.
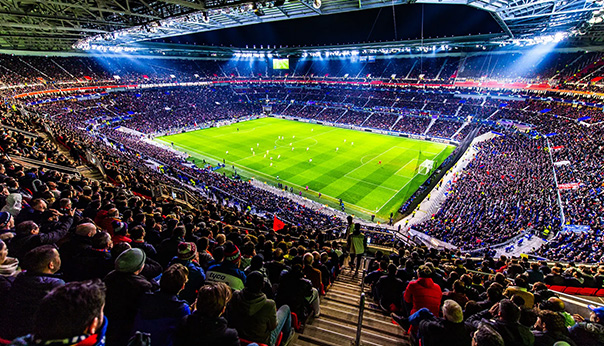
[418,159,436,175]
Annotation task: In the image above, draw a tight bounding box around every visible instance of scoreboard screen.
[272,58,289,70]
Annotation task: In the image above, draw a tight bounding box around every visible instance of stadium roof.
[0,0,602,52]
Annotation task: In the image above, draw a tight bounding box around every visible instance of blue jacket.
[168,258,206,305]
[133,291,191,346]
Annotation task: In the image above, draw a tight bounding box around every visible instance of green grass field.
[157,117,455,221]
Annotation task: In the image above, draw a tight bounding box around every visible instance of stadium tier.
[2,2,604,345]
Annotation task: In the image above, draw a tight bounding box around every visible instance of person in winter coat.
[569,305,604,346]
[227,271,293,346]
[168,242,205,305]
[9,280,108,346]
[469,299,534,346]
[0,239,19,305]
[412,300,473,346]
[1,193,21,217]
[276,259,320,320]
[532,310,577,346]
[9,209,74,261]
[103,248,156,346]
[0,245,64,340]
[174,282,251,346]
[405,265,443,316]
[133,263,191,346]
[374,264,405,312]
[72,231,114,281]
[206,241,246,291]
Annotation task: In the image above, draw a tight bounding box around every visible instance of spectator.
[74,231,114,281]
[9,208,73,261]
[412,299,472,346]
[442,280,469,308]
[174,282,243,346]
[348,224,366,273]
[276,260,320,320]
[302,252,323,294]
[374,263,405,312]
[0,239,19,306]
[568,305,604,346]
[527,263,545,284]
[533,310,576,346]
[133,263,191,346]
[104,248,155,346]
[9,280,107,346]
[206,241,246,291]
[168,242,205,305]
[504,277,535,309]
[227,271,293,346]
[472,324,504,346]
[0,245,64,340]
[130,225,157,259]
[473,299,534,346]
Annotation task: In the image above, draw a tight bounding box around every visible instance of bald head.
[75,223,97,237]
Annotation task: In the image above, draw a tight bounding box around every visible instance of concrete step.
[306,318,408,346]
[320,305,403,337]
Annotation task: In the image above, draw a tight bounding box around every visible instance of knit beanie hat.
[112,221,128,235]
[0,212,11,227]
[115,248,146,273]
[177,242,197,261]
[224,242,241,263]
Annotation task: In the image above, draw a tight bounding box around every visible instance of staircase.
[293,267,410,346]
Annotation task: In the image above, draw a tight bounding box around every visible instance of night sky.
[157,4,502,47]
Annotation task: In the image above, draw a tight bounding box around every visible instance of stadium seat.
[549,285,566,292]
[595,289,604,297]
[563,287,581,295]
[577,288,598,296]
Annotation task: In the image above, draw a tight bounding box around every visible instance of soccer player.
[336,147,339,152]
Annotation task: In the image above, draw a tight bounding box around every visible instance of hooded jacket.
[404,277,442,316]
[1,193,21,216]
[226,289,277,345]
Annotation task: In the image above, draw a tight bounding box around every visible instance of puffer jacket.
[226,289,277,345]
[0,272,65,340]
[404,277,442,316]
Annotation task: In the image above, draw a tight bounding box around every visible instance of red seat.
[595,289,604,297]
[563,287,581,294]
[578,288,598,296]
[549,285,565,292]
[291,312,301,332]
[0,338,11,346]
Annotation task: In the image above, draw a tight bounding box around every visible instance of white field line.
[164,141,378,215]
[377,144,453,212]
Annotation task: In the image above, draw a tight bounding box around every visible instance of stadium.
[0,0,604,345]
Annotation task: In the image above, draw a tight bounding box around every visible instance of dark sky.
[157,4,502,47]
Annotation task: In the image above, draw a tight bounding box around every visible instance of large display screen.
[272,58,289,70]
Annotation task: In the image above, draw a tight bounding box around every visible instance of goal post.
[418,159,436,175]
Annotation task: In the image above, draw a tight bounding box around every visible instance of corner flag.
[273,215,285,232]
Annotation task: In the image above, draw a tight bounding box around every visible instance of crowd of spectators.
[362,245,604,346]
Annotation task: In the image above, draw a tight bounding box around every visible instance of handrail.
[355,293,365,346]
[9,155,80,174]
[361,269,367,293]
[0,124,38,138]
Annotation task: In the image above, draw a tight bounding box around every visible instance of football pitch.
[157,117,455,220]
